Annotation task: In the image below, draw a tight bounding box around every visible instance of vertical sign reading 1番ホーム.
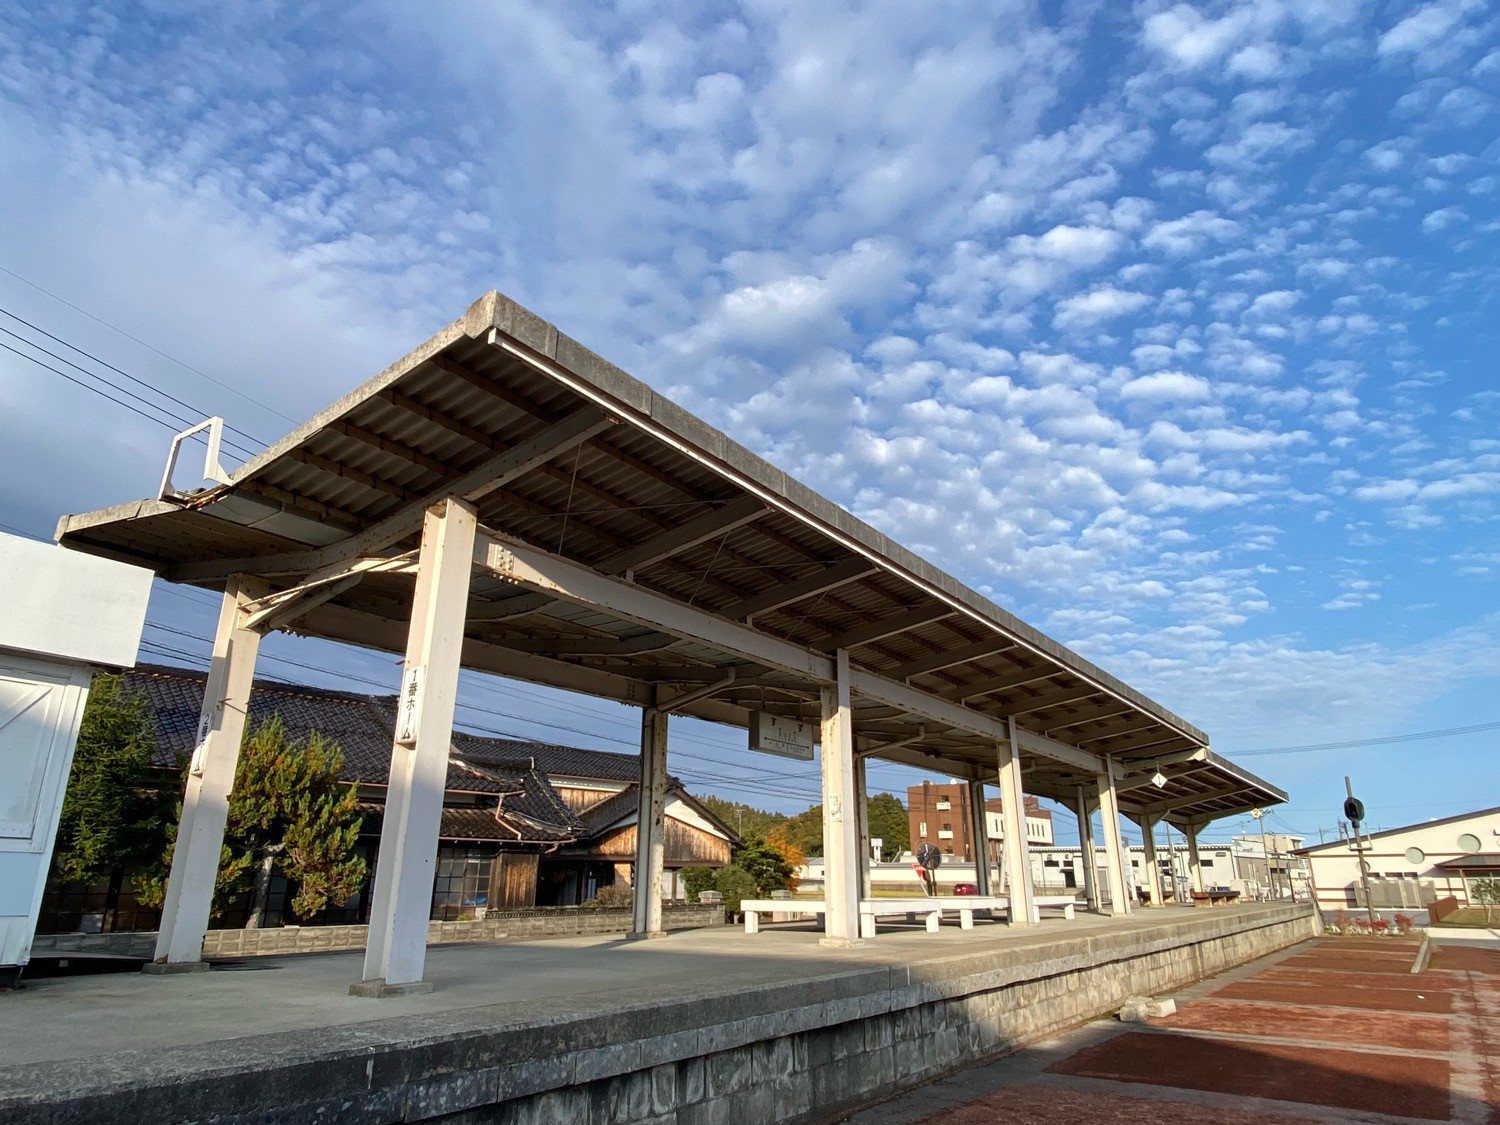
[395,664,424,747]
[748,710,816,761]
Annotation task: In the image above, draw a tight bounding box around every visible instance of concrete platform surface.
[7,906,1209,1068]
[0,903,1317,1124]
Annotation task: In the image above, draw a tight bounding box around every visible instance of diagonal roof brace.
[598,495,766,576]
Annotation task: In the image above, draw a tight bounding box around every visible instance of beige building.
[1296,806,1500,919]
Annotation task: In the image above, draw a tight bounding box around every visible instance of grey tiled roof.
[121,664,590,844]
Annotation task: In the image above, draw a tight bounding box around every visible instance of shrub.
[1392,913,1413,935]
[588,882,634,908]
[680,866,717,902]
[715,865,758,918]
[1371,917,1389,933]
[1331,909,1350,934]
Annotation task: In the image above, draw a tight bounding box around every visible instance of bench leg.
[744,911,759,934]
[959,908,974,930]
[925,911,940,933]
[860,912,876,939]
[1063,904,1075,920]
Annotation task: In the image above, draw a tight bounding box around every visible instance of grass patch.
[1434,907,1500,928]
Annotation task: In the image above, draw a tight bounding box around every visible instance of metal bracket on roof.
[654,669,737,715]
[159,417,233,499]
[856,725,926,759]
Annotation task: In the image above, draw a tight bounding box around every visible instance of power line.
[0,325,260,461]
[0,263,298,423]
[0,339,189,433]
[0,306,267,454]
[1228,719,1500,758]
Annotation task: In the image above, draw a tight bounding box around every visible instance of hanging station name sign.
[748,710,816,761]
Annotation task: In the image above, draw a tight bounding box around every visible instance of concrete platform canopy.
[54,291,1288,989]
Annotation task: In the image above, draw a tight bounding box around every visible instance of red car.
[952,882,980,895]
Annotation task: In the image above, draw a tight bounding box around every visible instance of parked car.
[953,882,980,895]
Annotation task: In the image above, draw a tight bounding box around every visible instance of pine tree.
[136,715,368,926]
[54,674,173,890]
[227,717,367,927]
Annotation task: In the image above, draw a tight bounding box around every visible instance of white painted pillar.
[997,721,1035,925]
[356,498,475,995]
[1074,787,1099,912]
[819,649,861,945]
[631,699,668,938]
[150,577,264,970]
[854,755,872,899]
[1185,822,1204,893]
[968,779,992,897]
[1096,764,1130,916]
[1139,814,1162,905]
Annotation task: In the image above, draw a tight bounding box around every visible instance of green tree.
[714,865,758,917]
[139,716,368,927]
[53,674,173,887]
[1474,878,1500,925]
[866,793,910,861]
[697,795,787,841]
[784,804,824,857]
[731,837,794,896]
[680,865,718,902]
[227,716,367,927]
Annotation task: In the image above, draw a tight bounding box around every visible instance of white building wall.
[1299,809,1500,913]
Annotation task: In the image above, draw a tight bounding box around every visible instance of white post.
[1185,821,1204,893]
[355,498,475,996]
[968,779,992,897]
[1096,764,1130,916]
[997,721,1035,925]
[1139,814,1162,905]
[854,755,872,899]
[148,577,263,971]
[1074,787,1098,912]
[819,649,861,945]
[631,699,668,939]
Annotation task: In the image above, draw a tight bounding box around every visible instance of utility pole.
[1251,809,1272,901]
[1344,777,1377,926]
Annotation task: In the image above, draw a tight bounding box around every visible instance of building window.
[941,822,952,832]
[1201,859,1215,868]
[1405,847,1426,865]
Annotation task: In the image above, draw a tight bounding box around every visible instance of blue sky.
[0,1,1496,847]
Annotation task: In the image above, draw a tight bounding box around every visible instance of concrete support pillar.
[1074,787,1099,912]
[997,720,1035,925]
[854,756,872,899]
[1185,822,1204,893]
[1139,814,1162,905]
[356,498,476,996]
[631,699,668,938]
[968,779,992,897]
[819,649,861,945]
[1096,763,1130,916]
[150,577,264,970]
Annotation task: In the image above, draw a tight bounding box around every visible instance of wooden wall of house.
[555,787,621,813]
[493,852,539,909]
[591,820,732,867]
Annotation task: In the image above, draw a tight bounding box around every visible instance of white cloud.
[1120,370,1213,403]
[1142,211,1240,255]
[1052,285,1150,331]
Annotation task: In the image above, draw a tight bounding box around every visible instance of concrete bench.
[1190,889,1241,907]
[741,899,826,934]
[1033,894,1080,920]
[859,897,1020,936]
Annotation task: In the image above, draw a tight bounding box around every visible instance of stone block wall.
[30,903,724,961]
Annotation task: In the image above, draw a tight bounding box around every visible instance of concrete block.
[648,1062,677,1116]
[705,1044,754,1097]
[678,1055,706,1105]
[1118,995,1177,1021]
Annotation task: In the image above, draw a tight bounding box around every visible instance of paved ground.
[846,935,1500,1124]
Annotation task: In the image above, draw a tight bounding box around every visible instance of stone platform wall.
[30,902,724,961]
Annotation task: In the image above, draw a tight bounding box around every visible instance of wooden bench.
[1189,889,1241,907]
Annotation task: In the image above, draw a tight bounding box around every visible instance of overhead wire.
[0,263,299,424]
